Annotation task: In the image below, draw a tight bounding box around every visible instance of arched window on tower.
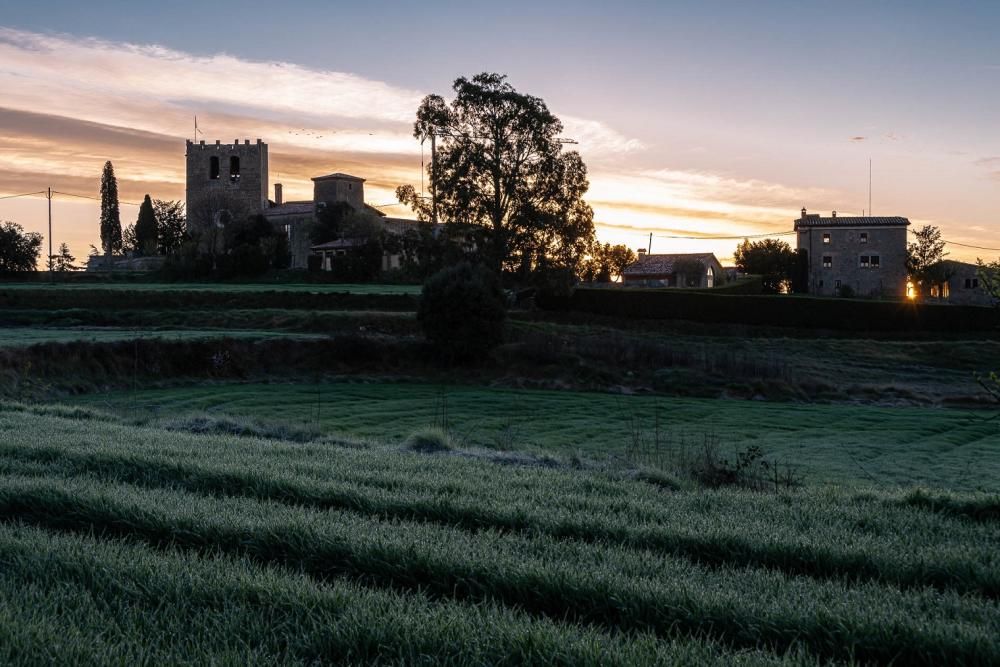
[229,156,241,182]
[209,156,220,180]
[706,265,715,288]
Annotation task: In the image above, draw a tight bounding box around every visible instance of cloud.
[883,132,904,141]
[0,25,850,262]
[850,136,867,142]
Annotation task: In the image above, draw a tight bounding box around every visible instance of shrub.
[405,427,452,453]
[418,262,506,362]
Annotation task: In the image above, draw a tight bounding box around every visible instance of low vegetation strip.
[0,307,418,335]
[0,287,418,311]
[560,287,1000,332]
[62,382,1000,491]
[0,476,996,666]
[0,525,777,667]
[2,440,997,600]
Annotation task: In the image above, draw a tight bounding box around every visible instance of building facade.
[915,260,994,306]
[795,209,909,298]
[622,252,724,288]
[185,139,420,270]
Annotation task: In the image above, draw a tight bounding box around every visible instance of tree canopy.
[51,243,80,272]
[100,160,122,255]
[0,221,43,273]
[154,199,187,255]
[134,195,158,256]
[734,238,797,293]
[906,225,947,285]
[399,73,595,276]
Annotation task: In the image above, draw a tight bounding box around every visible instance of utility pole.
[648,232,652,254]
[47,187,53,279]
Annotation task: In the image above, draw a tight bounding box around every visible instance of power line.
[52,190,141,206]
[655,230,796,240]
[0,190,46,201]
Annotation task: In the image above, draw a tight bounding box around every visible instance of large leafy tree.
[906,224,947,285]
[582,243,636,282]
[154,199,187,255]
[734,238,797,293]
[400,72,595,275]
[133,194,158,256]
[0,221,43,273]
[100,160,122,254]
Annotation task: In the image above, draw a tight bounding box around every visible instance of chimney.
[800,207,807,219]
[274,183,283,206]
[832,210,837,218]
[637,248,646,255]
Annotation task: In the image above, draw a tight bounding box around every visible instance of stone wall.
[186,139,269,222]
[798,225,908,298]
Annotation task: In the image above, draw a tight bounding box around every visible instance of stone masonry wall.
[798,225,908,298]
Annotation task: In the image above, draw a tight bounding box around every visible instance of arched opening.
[229,156,241,182]
[706,265,714,288]
[209,156,220,180]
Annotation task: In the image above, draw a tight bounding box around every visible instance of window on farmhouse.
[859,255,870,268]
[835,280,842,288]
[229,156,241,182]
[209,156,220,180]
[860,232,868,243]
[931,285,940,298]
[822,255,832,268]
[973,278,980,288]
[943,282,950,298]
[870,255,880,268]
[822,233,831,244]
[965,278,973,288]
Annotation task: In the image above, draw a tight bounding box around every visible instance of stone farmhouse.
[185,138,421,270]
[622,252,724,288]
[912,259,994,306]
[795,208,909,298]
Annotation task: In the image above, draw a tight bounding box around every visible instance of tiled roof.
[311,239,360,250]
[264,202,314,217]
[623,252,718,276]
[311,172,365,182]
[794,215,909,229]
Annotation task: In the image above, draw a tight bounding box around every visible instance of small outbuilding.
[622,252,724,288]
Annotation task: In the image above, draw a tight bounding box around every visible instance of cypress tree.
[100,161,122,254]
[134,194,158,256]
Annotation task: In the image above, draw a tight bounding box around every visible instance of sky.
[0,0,997,264]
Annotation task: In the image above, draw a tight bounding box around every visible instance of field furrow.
[0,476,996,666]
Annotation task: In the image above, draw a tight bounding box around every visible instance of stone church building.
[185,138,418,270]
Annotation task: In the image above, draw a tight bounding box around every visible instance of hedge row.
[554,288,1000,333]
[0,288,417,312]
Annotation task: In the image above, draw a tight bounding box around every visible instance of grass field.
[5,279,1000,662]
[0,281,421,294]
[0,327,328,347]
[71,381,1000,492]
[0,403,996,665]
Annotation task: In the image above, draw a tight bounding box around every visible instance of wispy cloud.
[850,136,867,142]
[0,26,855,263]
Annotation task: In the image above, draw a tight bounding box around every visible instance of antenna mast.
[868,158,872,217]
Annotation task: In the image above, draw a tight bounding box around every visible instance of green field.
[0,327,328,347]
[4,279,1000,663]
[0,281,421,294]
[0,403,996,665]
[72,381,1000,492]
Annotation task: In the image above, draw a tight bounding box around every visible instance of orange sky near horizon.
[0,26,997,267]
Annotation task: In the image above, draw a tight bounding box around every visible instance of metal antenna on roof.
[868,158,872,217]
[648,232,652,254]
